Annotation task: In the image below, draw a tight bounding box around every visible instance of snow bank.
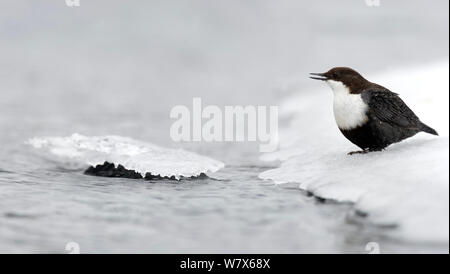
[259,61,449,244]
[28,133,224,179]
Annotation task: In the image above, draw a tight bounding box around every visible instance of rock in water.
[28,133,224,180]
[84,162,144,179]
[83,161,207,180]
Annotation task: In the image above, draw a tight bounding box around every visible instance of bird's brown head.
[310,67,371,93]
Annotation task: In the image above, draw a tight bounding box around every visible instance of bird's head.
[310,67,369,94]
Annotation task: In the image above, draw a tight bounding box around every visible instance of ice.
[28,133,224,179]
[259,61,449,244]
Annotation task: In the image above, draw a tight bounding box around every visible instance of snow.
[259,61,449,244]
[28,133,225,179]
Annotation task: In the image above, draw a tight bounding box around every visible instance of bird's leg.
[347,149,369,155]
[347,148,384,155]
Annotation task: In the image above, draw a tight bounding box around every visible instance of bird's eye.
[332,72,339,78]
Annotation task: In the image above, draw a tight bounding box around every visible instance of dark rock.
[314,196,327,203]
[144,172,169,180]
[84,161,208,181]
[84,161,143,179]
[354,209,369,218]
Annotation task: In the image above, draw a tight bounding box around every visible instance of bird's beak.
[309,72,328,81]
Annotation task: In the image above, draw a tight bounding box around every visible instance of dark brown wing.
[361,88,422,130]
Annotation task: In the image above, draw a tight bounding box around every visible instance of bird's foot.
[348,148,384,155]
[347,150,369,155]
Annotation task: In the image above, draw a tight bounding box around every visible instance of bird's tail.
[420,122,439,136]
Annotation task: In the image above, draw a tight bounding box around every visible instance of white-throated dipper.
[310,67,438,155]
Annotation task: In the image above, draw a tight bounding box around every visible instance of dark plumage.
[310,67,438,154]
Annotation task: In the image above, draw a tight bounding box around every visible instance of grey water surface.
[0,0,448,253]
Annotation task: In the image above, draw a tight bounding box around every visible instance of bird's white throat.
[326,80,368,130]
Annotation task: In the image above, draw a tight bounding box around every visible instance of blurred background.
[0,0,448,253]
[0,0,448,150]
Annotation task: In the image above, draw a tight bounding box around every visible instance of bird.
[310,67,438,155]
